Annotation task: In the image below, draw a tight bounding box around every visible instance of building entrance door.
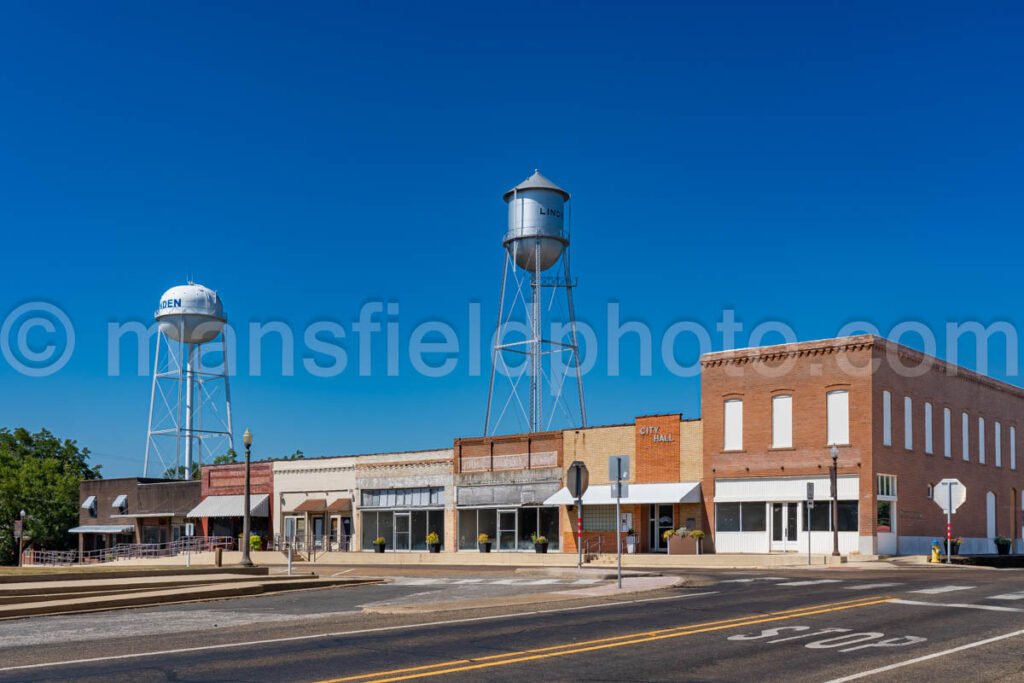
[771,503,798,551]
[498,509,517,551]
[648,504,674,552]
[394,512,411,551]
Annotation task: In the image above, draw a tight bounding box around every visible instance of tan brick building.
[701,335,1024,555]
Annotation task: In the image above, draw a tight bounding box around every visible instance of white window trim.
[962,412,970,462]
[724,399,743,452]
[882,391,892,447]
[995,421,1002,468]
[943,407,952,458]
[904,397,913,451]
[771,395,793,449]
[924,402,933,455]
[979,416,986,464]
[827,390,850,446]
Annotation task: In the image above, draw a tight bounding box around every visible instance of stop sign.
[567,461,589,498]
[934,478,966,514]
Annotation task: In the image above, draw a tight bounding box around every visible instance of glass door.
[649,504,674,552]
[313,516,325,550]
[771,503,798,551]
[394,512,411,551]
[498,509,517,551]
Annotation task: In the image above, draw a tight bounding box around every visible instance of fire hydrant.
[930,541,941,563]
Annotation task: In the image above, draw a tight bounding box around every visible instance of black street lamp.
[830,444,840,557]
[240,428,254,567]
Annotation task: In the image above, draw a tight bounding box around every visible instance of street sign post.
[934,479,966,565]
[609,455,629,589]
[185,522,195,568]
[806,483,815,566]
[568,461,590,569]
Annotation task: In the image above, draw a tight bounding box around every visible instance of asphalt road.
[2,565,1023,682]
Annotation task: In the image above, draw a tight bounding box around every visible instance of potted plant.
[626,529,637,555]
[948,536,963,556]
[478,533,492,553]
[372,536,387,553]
[663,528,676,554]
[689,529,705,555]
[427,531,441,553]
[531,533,549,554]
[994,536,1013,556]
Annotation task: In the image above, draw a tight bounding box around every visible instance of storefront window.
[582,505,617,531]
[539,507,560,549]
[518,508,539,550]
[458,509,478,550]
[804,501,859,532]
[740,503,766,532]
[837,501,859,532]
[716,503,741,532]
[479,509,496,546]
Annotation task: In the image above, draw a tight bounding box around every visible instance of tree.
[162,462,200,480]
[282,449,305,461]
[212,449,238,465]
[0,428,102,566]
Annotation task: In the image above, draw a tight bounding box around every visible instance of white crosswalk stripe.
[844,582,903,591]
[988,592,1024,601]
[776,579,843,587]
[909,585,975,595]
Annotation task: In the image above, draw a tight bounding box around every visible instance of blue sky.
[1,2,1022,477]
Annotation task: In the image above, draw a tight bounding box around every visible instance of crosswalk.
[718,576,1020,606]
[391,577,602,587]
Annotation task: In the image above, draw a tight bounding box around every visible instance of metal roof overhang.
[69,525,135,534]
[186,494,269,518]
[326,498,353,513]
[543,482,702,506]
[291,498,328,513]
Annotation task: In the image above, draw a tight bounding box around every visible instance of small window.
[962,412,970,462]
[979,417,986,464]
[943,408,952,458]
[995,422,1002,468]
[111,494,128,511]
[827,390,850,446]
[724,399,743,451]
[877,474,897,499]
[924,402,933,454]
[904,397,913,450]
[926,484,934,499]
[882,391,892,447]
[772,395,793,449]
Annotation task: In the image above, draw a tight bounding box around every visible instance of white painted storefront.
[713,476,861,555]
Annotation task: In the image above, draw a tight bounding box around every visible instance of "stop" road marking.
[728,626,927,653]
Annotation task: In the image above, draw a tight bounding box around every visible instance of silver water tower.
[485,171,587,434]
[144,282,234,478]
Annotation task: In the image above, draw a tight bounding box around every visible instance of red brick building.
[189,461,274,542]
[701,335,1024,555]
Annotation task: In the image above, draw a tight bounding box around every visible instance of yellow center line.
[316,595,893,683]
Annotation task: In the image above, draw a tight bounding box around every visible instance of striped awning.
[187,494,269,518]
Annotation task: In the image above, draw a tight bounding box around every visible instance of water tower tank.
[503,170,570,272]
[155,283,226,344]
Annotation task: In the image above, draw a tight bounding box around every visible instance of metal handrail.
[272,533,352,553]
[23,536,236,566]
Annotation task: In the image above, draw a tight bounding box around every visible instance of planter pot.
[428,543,441,554]
[626,536,637,554]
[534,542,549,554]
[374,544,386,553]
[478,543,492,553]
[948,543,960,556]
[996,543,1011,556]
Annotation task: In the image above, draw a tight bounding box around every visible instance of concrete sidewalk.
[0,571,380,620]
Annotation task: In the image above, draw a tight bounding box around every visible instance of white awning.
[186,494,269,518]
[112,494,127,509]
[81,496,96,510]
[69,525,135,534]
[544,482,701,506]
